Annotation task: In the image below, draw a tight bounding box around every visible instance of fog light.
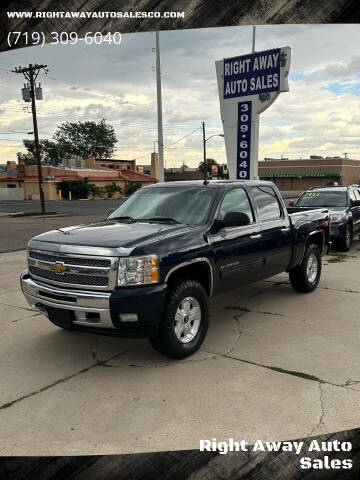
[119,313,138,323]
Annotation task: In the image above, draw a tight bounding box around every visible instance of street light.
[202,121,224,184]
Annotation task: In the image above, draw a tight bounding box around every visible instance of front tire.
[338,223,352,252]
[150,279,209,359]
[289,244,321,293]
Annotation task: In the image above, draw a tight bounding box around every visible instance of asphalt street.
[0,199,123,215]
[0,199,124,252]
[0,244,359,455]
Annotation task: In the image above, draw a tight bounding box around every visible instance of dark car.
[292,186,360,251]
[21,180,330,359]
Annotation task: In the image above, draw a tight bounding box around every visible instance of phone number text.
[7,31,122,48]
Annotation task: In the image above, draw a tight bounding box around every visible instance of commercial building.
[259,157,360,191]
[84,156,136,171]
[0,161,156,200]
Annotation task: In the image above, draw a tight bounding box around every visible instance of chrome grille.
[29,250,111,267]
[28,249,118,290]
[30,266,108,286]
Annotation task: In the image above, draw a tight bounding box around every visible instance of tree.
[18,139,62,166]
[198,158,217,174]
[53,119,117,159]
[56,179,93,200]
[104,182,122,198]
[17,119,117,165]
[126,182,142,196]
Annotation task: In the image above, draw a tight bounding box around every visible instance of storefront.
[258,158,360,191]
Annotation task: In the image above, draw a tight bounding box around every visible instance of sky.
[0,24,359,169]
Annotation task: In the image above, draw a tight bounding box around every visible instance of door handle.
[281,227,291,233]
[250,234,262,240]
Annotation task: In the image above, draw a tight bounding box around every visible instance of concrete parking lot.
[0,243,360,455]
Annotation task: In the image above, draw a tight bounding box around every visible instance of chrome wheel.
[174,296,201,343]
[306,253,318,284]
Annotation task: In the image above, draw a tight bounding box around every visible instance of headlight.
[118,255,159,286]
[330,214,342,223]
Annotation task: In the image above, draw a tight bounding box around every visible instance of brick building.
[259,157,360,191]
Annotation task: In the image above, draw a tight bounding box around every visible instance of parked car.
[290,185,360,251]
[21,180,330,358]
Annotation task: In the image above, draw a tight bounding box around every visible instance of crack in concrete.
[0,342,147,411]
[308,382,326,438]
[86,337,216,369]
[321,287,360,294]
[125,354,218,369]
[202,347,326,383]
[0,301,35,313]
[224,305,285,317]
[201,347,360,396]
[342,379,360,387]
[11,313,41,323]
[224,312,245,355]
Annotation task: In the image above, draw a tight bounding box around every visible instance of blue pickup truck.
[21,180,330,358]
[291,185,360,251]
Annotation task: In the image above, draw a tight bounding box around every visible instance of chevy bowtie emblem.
[51,262,67,274]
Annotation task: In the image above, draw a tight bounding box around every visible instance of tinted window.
[296,190,347,207]
[108,186,217,225]
[252,186,282,222]
[219,188,254,223]
[350,189,357,202]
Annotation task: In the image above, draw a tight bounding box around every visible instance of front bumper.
[20,270,167,338]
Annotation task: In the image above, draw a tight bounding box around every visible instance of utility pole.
[202,121,208,184]
[12,63,47,213]
[252,26,256,52]
[155,32,165,182]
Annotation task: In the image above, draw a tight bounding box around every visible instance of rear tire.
[338,223,352,252]
[289,244,321,293]
[150,279,209,359]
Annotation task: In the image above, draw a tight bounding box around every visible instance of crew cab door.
[350,188,360,234]
[210,186,264,293]
[250,185,292,277]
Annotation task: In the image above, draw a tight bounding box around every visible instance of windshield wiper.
[110,216,136,223]
[136,217,181,224]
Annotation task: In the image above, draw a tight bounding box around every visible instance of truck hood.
[328,207,347,214]
[31,220,194,249]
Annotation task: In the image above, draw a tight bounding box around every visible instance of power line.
[163,126,202,149]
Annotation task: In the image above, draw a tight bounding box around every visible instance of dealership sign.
[216,47,291,180]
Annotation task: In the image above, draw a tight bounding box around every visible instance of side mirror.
[223,211,250,228]
[351,200,360,207]
[289,200,294,207]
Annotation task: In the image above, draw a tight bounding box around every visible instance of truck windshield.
[108,187,217,225]
[296,191,347,208]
